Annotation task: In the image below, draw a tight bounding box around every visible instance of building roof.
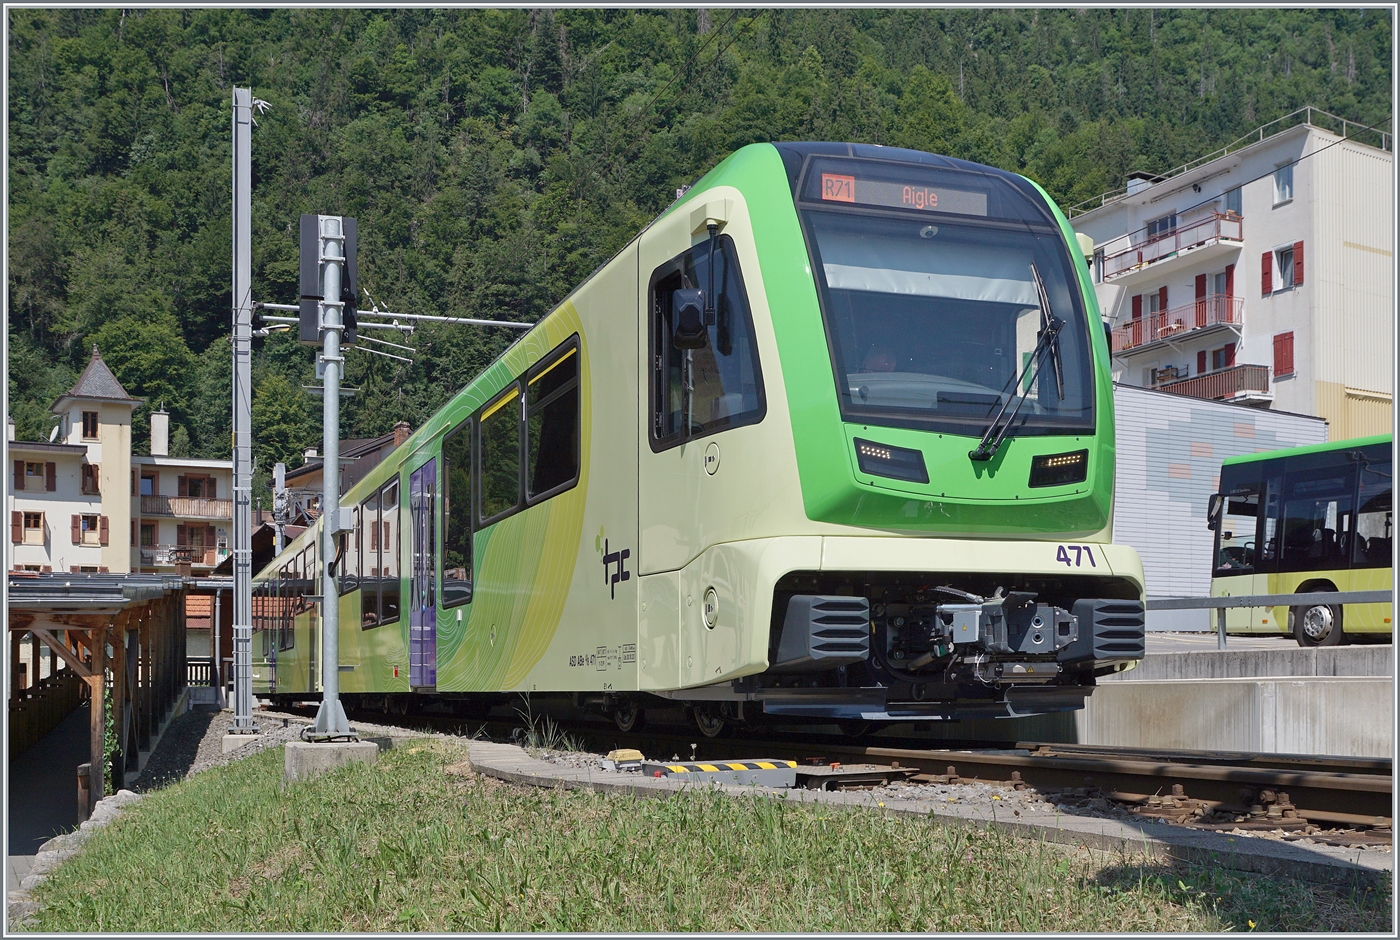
[8,441,88,456]
[133,455,233,470]
[51,345,140,411]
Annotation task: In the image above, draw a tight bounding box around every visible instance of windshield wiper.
[974,264,1058,459]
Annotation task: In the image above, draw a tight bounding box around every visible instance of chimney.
[304,447,318,461]
[393,421,411,448]
[1125,171,1164,197]
[6,416,13,441]
[150,405,169,456]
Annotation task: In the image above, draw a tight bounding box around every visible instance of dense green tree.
[7,8,1392,462]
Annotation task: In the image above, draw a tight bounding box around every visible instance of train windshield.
[797,158,1095,438]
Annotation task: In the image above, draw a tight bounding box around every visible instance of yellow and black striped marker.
[640,759,797,788]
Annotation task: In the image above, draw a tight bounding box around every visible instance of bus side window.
[442,417,473,607]
[1354,458,1392,568]
[1214,483,1259,574]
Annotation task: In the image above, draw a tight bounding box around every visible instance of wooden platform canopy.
[7,572,189,807]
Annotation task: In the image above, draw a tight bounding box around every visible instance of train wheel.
[1293,601,1344,647]
[838,719,873,738]
[693,705,726,739]
[613,698,645,733]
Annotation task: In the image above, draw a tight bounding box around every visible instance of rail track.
[282,700,1393,844]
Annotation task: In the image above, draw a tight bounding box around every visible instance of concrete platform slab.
[466,742,1390,887]
[284,741,379,783]
[222,733,264,755]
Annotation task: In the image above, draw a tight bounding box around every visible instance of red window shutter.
[45,462,56,491]
[205,526,216,550]
[13,460,23,492]
[98,566,109,574]
[1195,274,1207,299]
[70,566,80,574]
[1197,350,1208,375]
[11,511,21,544]
[1261,251,1272,294]
[1224,342,1236,367]
[131,470,137,496]
[178,475,189,497]
[1158,286,1168,311]
[208,477,216,498]
[177,524,187,546]
[370,523,378,551]
[1225,263,1235,299]
[1293,240,1304,286]
[71,515,81,544]
[1131,295,1142,320]
[99,515,109,546]
[1274,332,1295,376]
[41,565,50,573]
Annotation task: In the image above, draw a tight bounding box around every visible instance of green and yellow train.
[252,141,1147,735]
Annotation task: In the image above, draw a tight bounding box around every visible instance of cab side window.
[649,235,765,450]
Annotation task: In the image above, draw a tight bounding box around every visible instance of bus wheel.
[692,705,726,739]
[612,698,645,733]
[1293,601,1344,647]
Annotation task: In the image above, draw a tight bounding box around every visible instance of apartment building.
[7,345,232,574]
[1070,108,1393,440]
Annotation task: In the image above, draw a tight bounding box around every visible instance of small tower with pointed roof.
[47,345,140,572]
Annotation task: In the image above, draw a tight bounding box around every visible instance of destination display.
[820,172,988,216]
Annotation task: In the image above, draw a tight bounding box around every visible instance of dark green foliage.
[8,9,1392,467]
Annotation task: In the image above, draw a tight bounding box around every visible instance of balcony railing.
[1101,212,1243,280]
[1156,364,1271,402]
[139,544,224,567]
[1112,296,1243,353]
[139,495,232,518]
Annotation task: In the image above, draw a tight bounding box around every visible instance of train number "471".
[1056,545,1097,568]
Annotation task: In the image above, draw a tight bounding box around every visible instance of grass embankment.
[28,739,1390,932]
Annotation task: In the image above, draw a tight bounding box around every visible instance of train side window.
[339,506,360,596]
[380,481,401,625]
[305,540,316,606]
[361,490,381,628]
[526,339,581,503]
[442,418,473,607]
[649,235,766,451]
[479,384,522,525]
[277,564,291,652]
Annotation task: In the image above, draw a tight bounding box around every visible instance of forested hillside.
[7,8,1391,492]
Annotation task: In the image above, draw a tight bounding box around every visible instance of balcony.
[139,495,232,519]
[139,544,227,567]
[1101,212,1243,284]
[1111,296,1243,355]
[1156,364,1272,405]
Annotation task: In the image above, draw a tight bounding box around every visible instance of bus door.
[1213,479,1264,632]
[1348,448,1392,631]
[409,458,438,688]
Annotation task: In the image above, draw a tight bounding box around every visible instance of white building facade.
[1070,109,1393,441]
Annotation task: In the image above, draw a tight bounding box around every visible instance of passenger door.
[409,458,438,688]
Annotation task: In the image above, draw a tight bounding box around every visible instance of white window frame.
[1273,164,1293,206]
[1275,245,1295,290]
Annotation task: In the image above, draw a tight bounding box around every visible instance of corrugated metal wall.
[1313,139,1394,395]
[1111,384,1328,628]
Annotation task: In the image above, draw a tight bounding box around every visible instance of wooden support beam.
[29,628,92,679]
[87,624,107,804]
[110,611,130,786]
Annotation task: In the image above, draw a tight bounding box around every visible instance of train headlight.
[854,438,929,484]
[1028,449,1089,487]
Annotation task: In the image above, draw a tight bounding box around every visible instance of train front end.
[671,143,1146,724]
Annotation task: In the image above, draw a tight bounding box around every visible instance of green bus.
[1209,434,1392,646]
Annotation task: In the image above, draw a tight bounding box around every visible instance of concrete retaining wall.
[900,676,1392,758]
[1102,645,1394,681]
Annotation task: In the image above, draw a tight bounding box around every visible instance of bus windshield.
[797,159,1095,438]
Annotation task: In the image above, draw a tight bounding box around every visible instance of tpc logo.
[596,527,631,600]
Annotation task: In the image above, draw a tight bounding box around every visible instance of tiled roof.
[65,345,136,401]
